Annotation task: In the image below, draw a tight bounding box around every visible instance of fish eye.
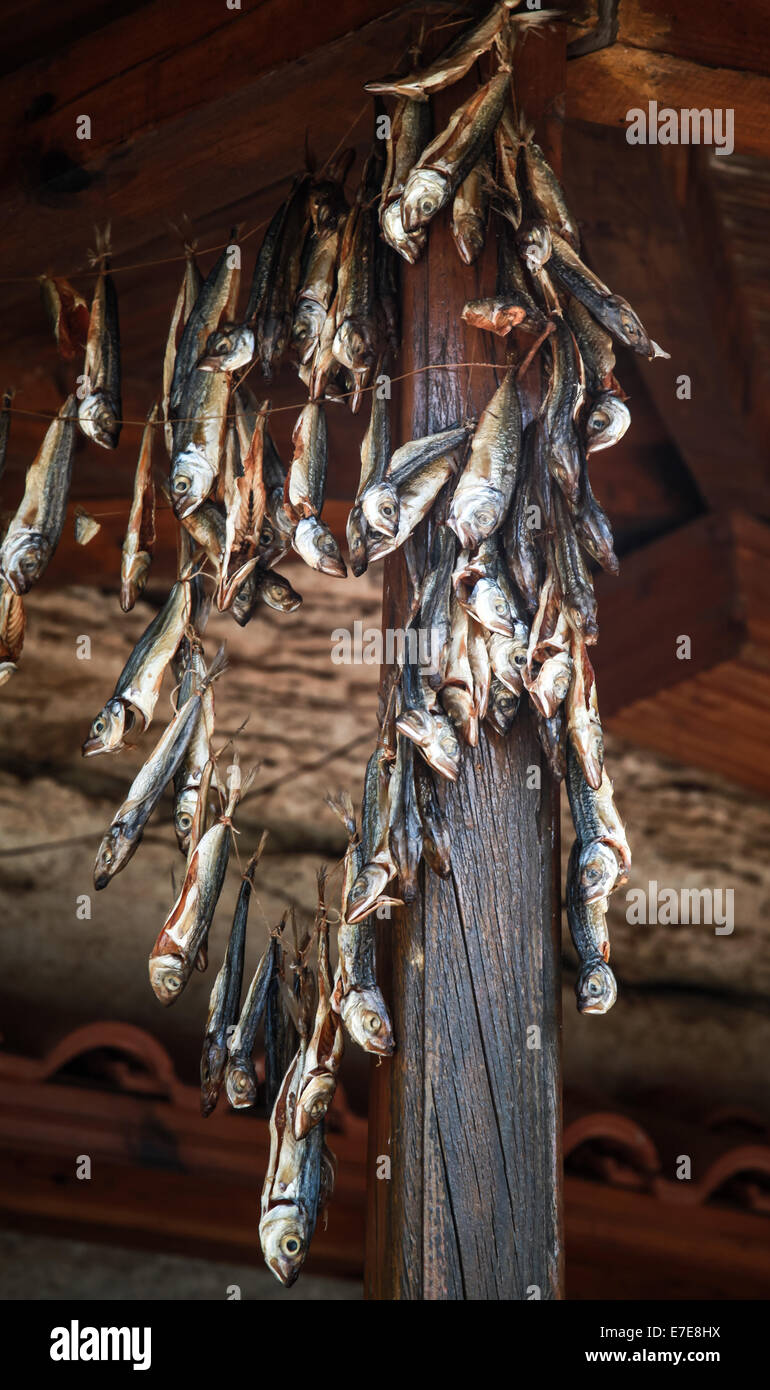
[310,1097,328,1116]
[322,537,336,555]
[381,502,396,518]
[20,552,38,573]
[164,973,182,993]
[281,1234,301,1257]
[513,652,527,668]
[93,718,106,735]
[588,976,602,995]
[175,477,190,493]
[364,1013,382,1034]
[177,812,192,831]
[493,597,508,614]
[102,847,113,864]
[420,197,434,215]
[260,522,275,544]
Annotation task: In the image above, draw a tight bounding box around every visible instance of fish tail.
[201,643,228,692]
[244,829,269,883]
[87,223,112,269]
[517,111,535,145]
[325,790,356,840]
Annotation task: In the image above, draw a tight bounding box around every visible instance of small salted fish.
[294,909,344,1138]
[452,147,492,264]
[496,217,548,333]
[74,507,100,546]
[578,839,620,905]
[93,653,224,891]
[495,106,522,228]
[397,654,461,781]
[486,675,520,735]
[260,1053,331,1286]
[231,564,303,625]
[585,390,631,455]
[225,935,277,1110]
[332,153,379,410]
[198,321,255,374]
[413,759,451,878]
[292,223,345,365]
[293,515,347,578]
[454,547,514,638]
[565,296,615,393]
[170,367,230,518]
[162,240,202,453]
[148,753,241,1005]
[547,231,668,360]
[462,295,528,337]
[361,423,470,538]
[120,404,158,611]
[0,395,77,596]
[572,472,618,575]
[566,740,631,882]
[380,97,431,262]
[503,423,543,614]
[217,399,268,610]
[448,369,521,548]
[401,70,510,234]
[542,313,585,507]
[169,231,240,417]
[257,176,310,379]
[201,841,265,1116]
[327,793,394,1056]
[486,628,527,695]
[265,917,298,1113]
[0,578,25,685]
[566,841,616,1015]
[519,119,580,250]
[441,594,478,746]
[83,578,191,754]
[348,365,390,573]
[366,450,461,562]
[287,401,327,520]
[551,487,598,641]
[366,3,524,101]
[38,275,89,360]
[172,637,215,852]
[566,635,604,789]
[78,226,122,449]
[345,746,399,924]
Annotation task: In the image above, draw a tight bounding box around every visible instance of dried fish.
[225,935,276,1109]
[327,792,394,1055]
[519,119,580,250]
[171,635,216,852]
[201,842,265,1116]
[78,226,122,449]
[547,231,668,360]
[566,841,616,1015]
[401,70,510,233]
[148,752,240,1004]
[0,395,77,596]
[448,368,521,548]
[380,98,431,262]
[366,3,523,101]
[162,243,202,452]
[260,1051,332,1286]
[120,405,158,611]
[294,909,344,1137]
[566,634,604,789]
[169,231,240,416]
[0,578,25,685]
[257,176,310,379]
[585,390,631,455]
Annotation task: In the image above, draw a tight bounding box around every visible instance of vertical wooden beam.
[366,22,565,1301]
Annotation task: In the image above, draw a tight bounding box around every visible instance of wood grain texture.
[366,29,564,1300]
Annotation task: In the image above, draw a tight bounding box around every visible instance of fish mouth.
[421,744,459,782]
[268,1258,299,1289]
[81,737,109,757]
[93,871,110,891]
[346,865,391,923]
[364,1033,395,1058]
[172,492,203,521]
[316,553,347,579]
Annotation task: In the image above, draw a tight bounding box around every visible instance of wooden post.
[365,25,566,1300]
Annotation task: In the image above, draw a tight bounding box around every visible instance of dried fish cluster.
[0,0,667,1287]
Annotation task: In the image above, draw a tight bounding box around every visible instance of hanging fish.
[260,1052,335,1286]
[519,119,580,250]
[265,915,298,1114]
[448,368,521,548]
[361,423,471,539]
[201,839,266,1116]
[380,98,432,263]
[326,792,394,1055]
[294,898,344,1138]
[120,404,158,611]
[584,390,631,455]
[78,226,122,449]
[83,577,192,754]
[401,70,510,234]
[345,746,400,923]
[332,155,379,410]
[171,635,216,852]
[566,634,604,789]
[366,3,533,101]
[93,652,225,891]
[148,753,243,1005]
[547,231,668,360]
[162,241,202,452]
[225,934,277,1109]
[169,231,240,417]
[565,841,616,1015]
[39,275,90,360]
[451,147,492,265]
[0,395,77,596]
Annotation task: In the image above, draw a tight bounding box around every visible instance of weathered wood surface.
[366,27,565,1301]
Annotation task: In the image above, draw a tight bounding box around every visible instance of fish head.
[173,788,198,853]
[582,719,605,789]
[427,713,461,780]
[0,662,17,687]
[83,697,131,756]
[517,222,552,274]
[578,840,618,904]
[291,301,325,361]
[530,651,572,718]
[576,958,617,1015]
[93,822,128,890]
[395,706,435,750]
[488,633,525,695]
[292,517,347,578]
[225,1059,258,1109]
[340,988,394,1056]
[402,168,449,232]
[295,1074,336,1138]
[78,392,120,449]
[488,683,520,735]
[197,323,255,373]
[345,861,391,923]
[468,578,513,636]
[610,298,650,354]
[170,445,217,518]
[260,1203,310,1287]
[257,572,303,613]
[585,392,631,454]
[148,952,189,1006]
[361,482,400,538]
[332,318,374,374]
[0,530,52,595]
[200,1042,227,1116]
[381,200,425,264]
[453,218,485,267]
[448,484,504,549]
[345,504,368,577]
